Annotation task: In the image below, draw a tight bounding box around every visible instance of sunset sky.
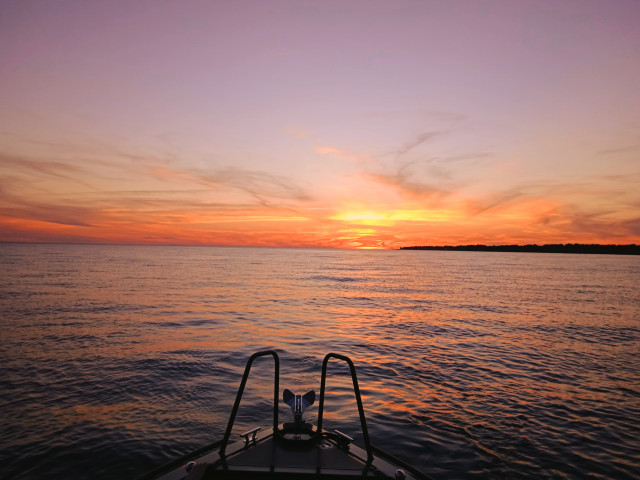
[1,0,639,249]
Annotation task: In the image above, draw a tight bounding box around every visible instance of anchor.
[283,389,315,433]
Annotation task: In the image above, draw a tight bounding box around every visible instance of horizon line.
[2,240,639,250]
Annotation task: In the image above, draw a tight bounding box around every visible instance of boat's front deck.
[186,433,396,479]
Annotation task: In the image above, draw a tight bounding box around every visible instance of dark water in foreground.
[0,244,639,479]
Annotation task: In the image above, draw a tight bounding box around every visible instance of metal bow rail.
[317,352,373,463]
[219,350,280,458]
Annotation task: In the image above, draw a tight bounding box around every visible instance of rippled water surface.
[1,244,639,479]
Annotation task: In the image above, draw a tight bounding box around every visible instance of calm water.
[0,244,639,479]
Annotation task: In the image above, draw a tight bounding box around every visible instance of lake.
[0,244,638,479]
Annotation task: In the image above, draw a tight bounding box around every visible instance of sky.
[1,0,639,249]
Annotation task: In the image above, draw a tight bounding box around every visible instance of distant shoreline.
[400,244,640,255]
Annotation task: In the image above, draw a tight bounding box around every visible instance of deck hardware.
[334,429,353,449]
[284,389,315,426]
[240,426,261,446]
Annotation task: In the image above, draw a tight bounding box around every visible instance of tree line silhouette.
[400,244,639,255]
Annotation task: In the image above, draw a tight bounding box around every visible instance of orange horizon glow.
[2,189,639,249]
[2,145,637,250]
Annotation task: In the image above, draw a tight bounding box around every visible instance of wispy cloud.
[465,189,525,216]
[0,153,95,189]
[196,167,312,204]
[364,168,449,201]
[387,130,440,157]
[315,145,372,166]
[564,210,640,240]
[148,162,313,211]
[0,142,317,244]
[0,203,96,227]
[597,143,640,156]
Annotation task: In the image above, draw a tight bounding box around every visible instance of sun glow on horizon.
[330,208,460,226]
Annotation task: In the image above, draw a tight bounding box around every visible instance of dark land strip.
[400,244,640,255]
